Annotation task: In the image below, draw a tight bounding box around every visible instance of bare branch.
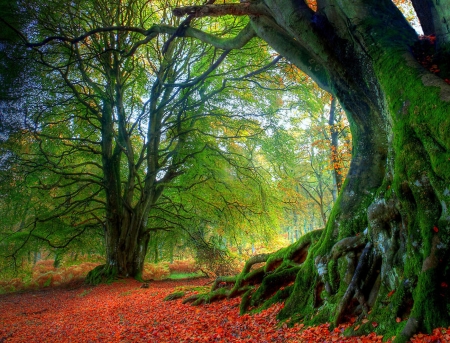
[26,26,147,47]
[173,4,270,18]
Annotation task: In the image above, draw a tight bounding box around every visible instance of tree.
[0,0,296,283]
[261,85,351,239]
[169,1,450,341]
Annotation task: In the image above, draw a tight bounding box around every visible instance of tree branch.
[26,26,147,47]
[173,4,270,18]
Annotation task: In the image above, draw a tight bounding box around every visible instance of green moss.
[264,229,321,273]
[85,264,118,285]
[256,285,293,313]
[250,266,300,308]
[243,266,265,283]
[277,260,315,322]
[370,41,450,339]
[164,291,185,301]
[240,288,254,315]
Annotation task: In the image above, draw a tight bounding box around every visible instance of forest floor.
[0,278,448,343]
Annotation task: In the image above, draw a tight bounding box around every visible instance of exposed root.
[227,254,269,298]
[242,254,270,274]
[211,275,236,291]
[397,317,420,343]
[292,243,310,264]
[85,264,118,285]
[330,235,366,260]
[184,232,318,315]
[164,291,185,301]
[182,288,229,305]
[334,242,374,326]
[182,294,201,304]
[316,234,366,296]
[250,266,300,308]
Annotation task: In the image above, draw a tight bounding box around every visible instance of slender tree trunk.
[328,96,342,198]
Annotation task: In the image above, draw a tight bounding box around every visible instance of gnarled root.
[334,242,376,326]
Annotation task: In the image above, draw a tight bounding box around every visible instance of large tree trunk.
[86,93,152,283]
[173,0,450,341]
[86,207,150,283]
[272,3,450,340]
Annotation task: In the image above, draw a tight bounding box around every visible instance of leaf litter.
[1,279,449,342]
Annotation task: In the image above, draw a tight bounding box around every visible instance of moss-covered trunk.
[257,2,450,341]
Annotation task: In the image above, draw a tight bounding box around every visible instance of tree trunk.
[86,93,152,283]
[251,3,450,340]
[86,209,149,283]
[328,96,342,198]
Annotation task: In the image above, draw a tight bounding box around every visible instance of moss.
[174,285,210,293]
[243,266,265,284]
[277,259,316,322]
[314,188,373,260]
[240,288,254,315]
[256,285,293,313]
[369,41,450,339]
[264,229,321,273]
[186,289,230,306]
[164,291,185,301]
[410,269,449,332]
[250,266,300,308]
[85,264,118,285]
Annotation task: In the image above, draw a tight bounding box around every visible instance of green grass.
[168,272,204,280]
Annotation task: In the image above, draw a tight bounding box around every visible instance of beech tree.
[167,1,450,341]
[0,0,300,282]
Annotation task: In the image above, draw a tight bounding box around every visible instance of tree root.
[85,264,118,285]
[334,242,374,326]
[164,291,185,301]
[250,266,300,308]
[211,275,236,291]
[397,317,419,343]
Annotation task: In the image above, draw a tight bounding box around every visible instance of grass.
[168,272,204,280]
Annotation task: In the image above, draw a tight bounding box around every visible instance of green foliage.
[1,0,350,291]
[0,0,302,276]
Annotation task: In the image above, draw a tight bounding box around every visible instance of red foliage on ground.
[0,279,449,342]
